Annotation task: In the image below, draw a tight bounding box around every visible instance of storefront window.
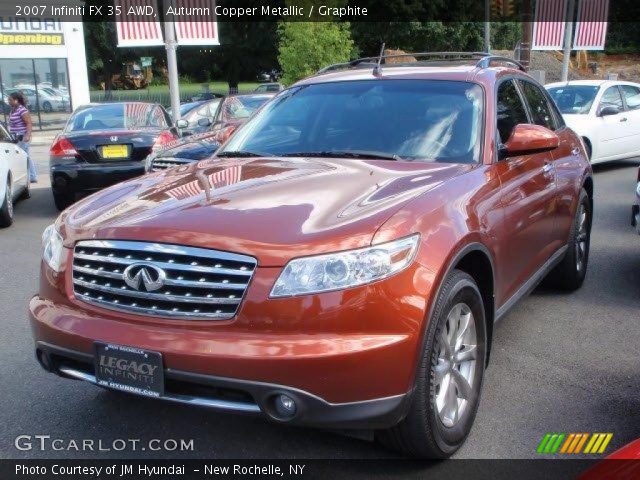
[0,58,72,130]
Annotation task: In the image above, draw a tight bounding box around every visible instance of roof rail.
[317,52,525,74]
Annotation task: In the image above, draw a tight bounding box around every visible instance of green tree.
[278,22,354,85]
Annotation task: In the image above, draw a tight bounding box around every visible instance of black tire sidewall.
[426,273,487,454]
[0,176,14,226]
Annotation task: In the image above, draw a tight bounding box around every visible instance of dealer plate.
[100,144,129,159]
[94,342,164,397]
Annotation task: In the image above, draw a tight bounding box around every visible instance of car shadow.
[12,184,59,220]
[591,158,640,173]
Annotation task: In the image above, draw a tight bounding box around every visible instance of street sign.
[140,57,153,67]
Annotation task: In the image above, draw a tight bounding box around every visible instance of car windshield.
[65,104,163,132]
[220,80,483,163]
[547,85,599,114]
[220,96,271,122]
[178,102,203,116]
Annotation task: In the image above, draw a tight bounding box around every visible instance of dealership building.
[0,18,90,129]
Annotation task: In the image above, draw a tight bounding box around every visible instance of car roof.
[546,79,640,89]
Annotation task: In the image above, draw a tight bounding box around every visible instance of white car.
[0,123,30,227]
[9,86,69,113]
[546,80,640,164]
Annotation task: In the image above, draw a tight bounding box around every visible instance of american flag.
[125,103,152,128]
[115,0,164,47]
[532,0,568,50]
[171,0,219,46]
[573,0,610,50]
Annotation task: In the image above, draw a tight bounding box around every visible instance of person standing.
[8,91,37,183]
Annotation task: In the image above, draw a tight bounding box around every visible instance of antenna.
[373,43,385,76]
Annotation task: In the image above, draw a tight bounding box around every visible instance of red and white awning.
[115,0,164,47]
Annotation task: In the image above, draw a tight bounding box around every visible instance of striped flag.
[171,0,219,46]
[115,0,164,47]
[573,0,609,50]
[532,0,568,50]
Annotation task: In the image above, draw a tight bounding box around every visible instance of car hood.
[61,157,472,266]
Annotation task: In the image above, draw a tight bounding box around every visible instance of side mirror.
[175,119,189,129]
[197,117,213,127]
[502,124,559,158]
[598,105,620,117]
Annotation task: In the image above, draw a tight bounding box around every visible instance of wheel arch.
[581,136,592,160]
[421,242,496,369]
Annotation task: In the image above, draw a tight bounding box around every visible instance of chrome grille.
[151,157,193,171]
[72,240,257,320]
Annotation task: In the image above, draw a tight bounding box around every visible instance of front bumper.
[50,161,145,194]
[35,341,411,429]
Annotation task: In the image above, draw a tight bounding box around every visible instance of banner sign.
[0,17,64,45]
[532,0,568,50]
[573,0,610,50]
[115,0,164,47]
[171,0,219,46]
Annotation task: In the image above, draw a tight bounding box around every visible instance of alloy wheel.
[575,203,588,273]
[6,181,12,218]
[433,302,477,428]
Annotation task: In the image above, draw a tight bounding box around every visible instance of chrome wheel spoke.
[444,379,459,423]
[453,344,477,363]
[439,330,452,357]
[450,368,472,400]
[433,360,448,385]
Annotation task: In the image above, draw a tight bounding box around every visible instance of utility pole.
[163,0,181,121]
[484,0,491,53]
[561,0,575,82]
[520,0,533,71]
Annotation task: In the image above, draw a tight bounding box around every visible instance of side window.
[496,80,529,144]
[519,80,556,130]
[600,86,623,111]
[621,85,640,110]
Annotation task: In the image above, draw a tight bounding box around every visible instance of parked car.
[8,86,69,112]
[633,166,640,235]
[190,92,223,102]
[546,80,640,163]
[0,122,30,227]
[49,102,179,210]
[173,98,222,136]
[146,93,273,172]
[254,83,284,93]
[32,53,593,459]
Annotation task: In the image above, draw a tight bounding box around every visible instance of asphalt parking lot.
[1,145,639,460]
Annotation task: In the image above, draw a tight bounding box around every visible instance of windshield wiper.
[216,150,269,158]
[282,150,401,160]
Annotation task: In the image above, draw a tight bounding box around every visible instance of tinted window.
[219,96,270,122]
[220,80,484,164]
[65,104,161,132]
[547,85,599,114]
[600,86,623,110]
[621,85,640,110]
[496,80,528,144]
[519,81,555,130]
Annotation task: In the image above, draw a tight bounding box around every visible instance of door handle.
[620,117,628,122]
[4,149,9,154]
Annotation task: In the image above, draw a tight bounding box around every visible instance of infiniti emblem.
[122,263,166,292]
[110,136,118,142]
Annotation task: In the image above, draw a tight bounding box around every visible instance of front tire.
[544,188,591,291]
[42,101,53,113]
[377,269,486,458]
[0,176,14,227]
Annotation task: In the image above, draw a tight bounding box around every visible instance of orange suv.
[31,53,593,458]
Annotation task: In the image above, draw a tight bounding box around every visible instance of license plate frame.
[99,144,130,159]
[94,342,164,398]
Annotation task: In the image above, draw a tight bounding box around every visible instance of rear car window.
[65,104,163,132]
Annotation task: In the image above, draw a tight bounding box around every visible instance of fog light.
[274,394,297,418]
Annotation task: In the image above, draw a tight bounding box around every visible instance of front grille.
[72,240,257,320]
[151,157,193,171]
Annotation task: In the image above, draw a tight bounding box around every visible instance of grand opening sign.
[0,17,64,45]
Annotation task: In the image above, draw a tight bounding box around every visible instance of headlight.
[42,224,65,272]
[270,234,420,297]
